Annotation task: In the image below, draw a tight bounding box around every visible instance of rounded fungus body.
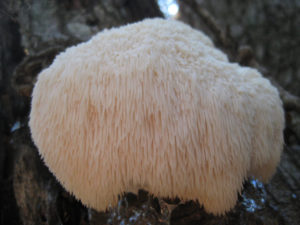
[29,18,285,215]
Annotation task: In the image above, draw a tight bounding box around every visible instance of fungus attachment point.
[29,18,284,215]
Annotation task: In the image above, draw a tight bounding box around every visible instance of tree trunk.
[0,0,299,225]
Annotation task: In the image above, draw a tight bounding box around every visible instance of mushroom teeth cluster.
[29,18,284,215]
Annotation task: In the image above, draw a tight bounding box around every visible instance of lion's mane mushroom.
[29,18,284,215]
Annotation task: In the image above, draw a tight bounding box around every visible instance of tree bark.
[0,0,299,225]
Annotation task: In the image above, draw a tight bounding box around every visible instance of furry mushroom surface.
[29,18,284,215]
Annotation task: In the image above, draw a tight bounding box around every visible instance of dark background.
[0,0,299,224]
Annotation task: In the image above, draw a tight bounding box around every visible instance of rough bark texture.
[179,0,300,96]
[0,0,299,225]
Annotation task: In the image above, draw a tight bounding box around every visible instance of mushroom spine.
[29,18,285,215]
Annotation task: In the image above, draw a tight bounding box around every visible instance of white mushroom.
[29,18,285,215]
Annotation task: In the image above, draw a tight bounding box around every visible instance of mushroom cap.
[29,18,284,215]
